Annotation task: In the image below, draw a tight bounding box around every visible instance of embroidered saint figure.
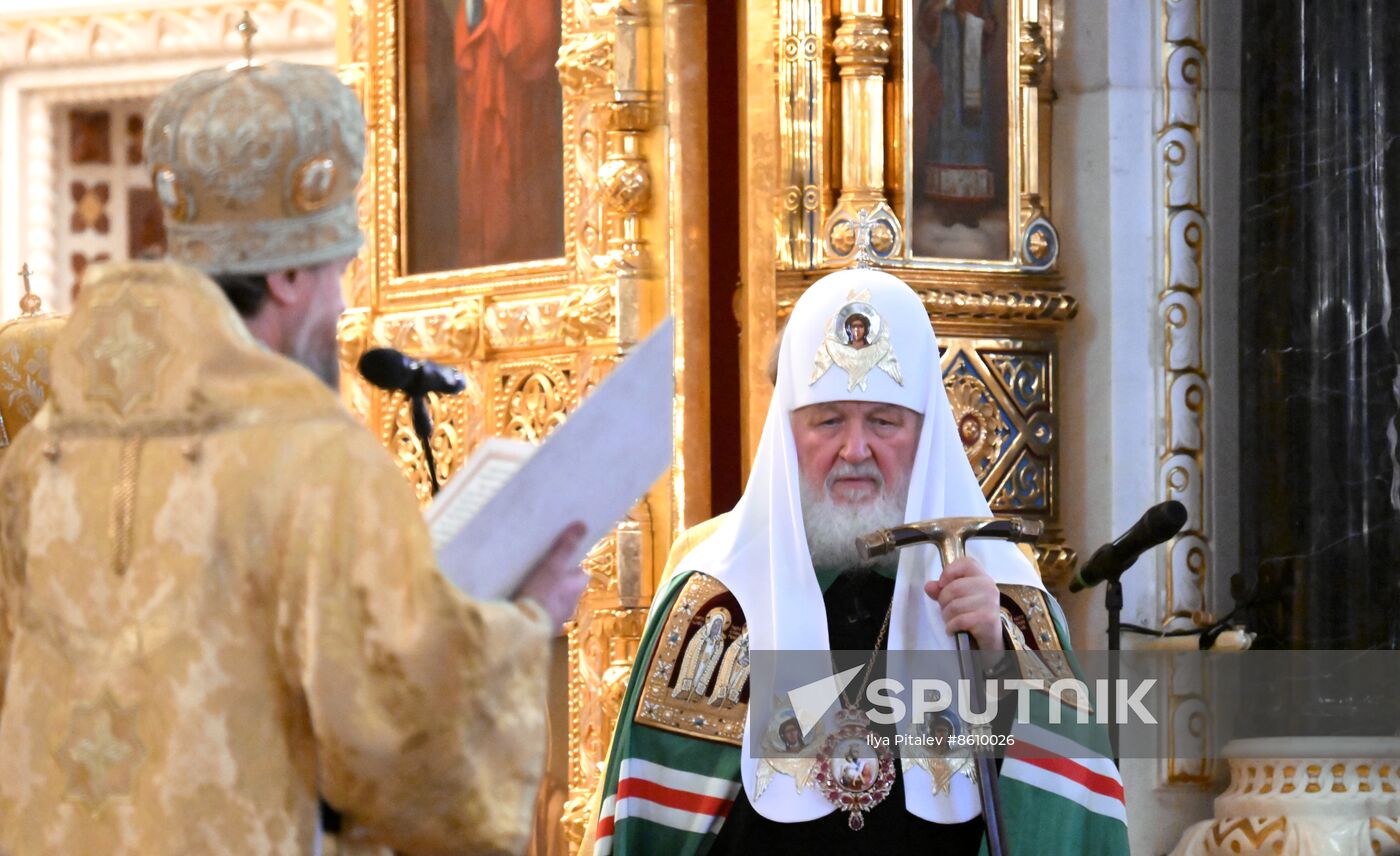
[672,608,731,701]
[707,628,750,708]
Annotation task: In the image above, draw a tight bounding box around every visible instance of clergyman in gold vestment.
[0,50,584,856]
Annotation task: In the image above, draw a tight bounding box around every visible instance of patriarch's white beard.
[800,460,909,575]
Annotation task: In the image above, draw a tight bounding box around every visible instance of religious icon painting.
[770,711,807,754]
[672,607,731,701]
[834,739,879,791]
[813,708,895,830]
[908,0,1013,262]
[811,291,904,391]
[923,711,959,754]
[400,0,566,274]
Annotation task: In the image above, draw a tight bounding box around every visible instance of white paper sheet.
[429,318,675,601]
[427,437,536,552]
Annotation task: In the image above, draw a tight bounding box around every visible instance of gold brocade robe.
[0,261,550,855]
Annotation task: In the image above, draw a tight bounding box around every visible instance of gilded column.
[822,0,902,266]
[1015,0,1057,269]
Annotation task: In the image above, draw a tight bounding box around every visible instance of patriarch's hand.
[923,556,1005,651]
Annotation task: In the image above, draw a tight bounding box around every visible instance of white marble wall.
[1052,0,1241,852]
[0,0,334,319]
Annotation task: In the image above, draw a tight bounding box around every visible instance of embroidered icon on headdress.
[902,711,980,797]
[810,290,903,390]
[754,701,822,799]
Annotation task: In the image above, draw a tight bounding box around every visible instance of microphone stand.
[409,393,440,496]
[1106,577,1122,766]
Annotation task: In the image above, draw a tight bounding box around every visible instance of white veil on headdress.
[679,268,1045,823]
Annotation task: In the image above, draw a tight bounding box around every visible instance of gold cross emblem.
[17,262,42,316]
[57,692,146,807]
[78,294,167,416]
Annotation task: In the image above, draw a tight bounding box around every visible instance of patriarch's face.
[790,401,922,573]
[791,401,921,506]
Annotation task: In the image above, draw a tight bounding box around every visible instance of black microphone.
[1068,500,1188,593]
[357,348,465,397]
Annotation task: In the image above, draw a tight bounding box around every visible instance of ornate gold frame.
[771,0,1056,272]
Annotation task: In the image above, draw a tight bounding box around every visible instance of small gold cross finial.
[17,263,41,316]
[236,11,258,66]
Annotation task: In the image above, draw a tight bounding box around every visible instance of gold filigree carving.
[559,285,616,344]
[776,0,827,267]
[1031,542,1077,590]
[1019,22,1049,87]
[946,374,1009,480]
[831,26,891,70]
[824,1,900,264]
[484,297,565,350]
[563,604,648,847]
[598,158,652,214]
[557,31,615,93]
[445,298,483,358]
[345,3,677,848]
[496,361,577,444]
[776,278,1079,326]
[557,5,667,814]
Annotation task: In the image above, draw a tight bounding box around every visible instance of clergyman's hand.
[514,522,588,633]
[923,556,1005,651]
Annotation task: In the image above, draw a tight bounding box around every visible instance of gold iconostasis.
[333,0,1068,847]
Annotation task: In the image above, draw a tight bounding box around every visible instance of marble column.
[1237,0,1400,652]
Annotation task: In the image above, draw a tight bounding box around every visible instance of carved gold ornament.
[944,374,1008,480]
[811,295,903,391]
[1018,21,1049,87]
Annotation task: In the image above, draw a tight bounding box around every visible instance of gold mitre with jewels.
[0,266,65,456]
[143,45,365,275]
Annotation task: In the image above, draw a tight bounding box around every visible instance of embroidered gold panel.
[634,572,748,746]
